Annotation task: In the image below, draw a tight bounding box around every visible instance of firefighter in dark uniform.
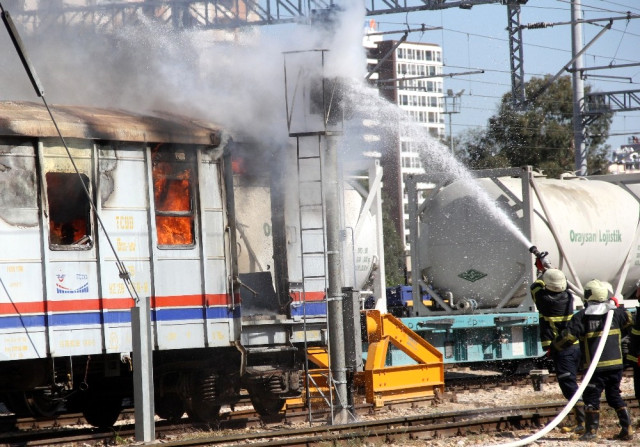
[530,268,584,433]
[553,279,634,441]
[625,284,640,428]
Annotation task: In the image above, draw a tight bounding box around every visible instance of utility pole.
[506,0,527,110]
[571,0,587,176]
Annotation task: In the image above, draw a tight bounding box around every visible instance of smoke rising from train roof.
[0,2,535,261]
[0,3,367,149]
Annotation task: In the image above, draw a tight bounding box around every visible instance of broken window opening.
[152,145,196,247]
[46,172,92,249]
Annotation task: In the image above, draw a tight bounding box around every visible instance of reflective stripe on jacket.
[626,307,640,365]
[554,302,633,372]
[530,279,576,348]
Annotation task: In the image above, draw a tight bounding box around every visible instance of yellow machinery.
[293,309,444,409]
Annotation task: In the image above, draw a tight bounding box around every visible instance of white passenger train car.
[0,100,321,427]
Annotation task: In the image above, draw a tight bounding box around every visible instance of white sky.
[372,0,640,154]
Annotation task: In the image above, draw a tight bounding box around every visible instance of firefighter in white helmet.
[625,284,640,430]
[530,268,584,434]
[553,279,634,441]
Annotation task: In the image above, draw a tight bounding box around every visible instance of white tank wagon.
[411,167,640,313]
[0,100,321,427]
[235,183,377,294]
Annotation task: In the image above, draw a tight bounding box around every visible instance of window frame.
[151,145,198,249]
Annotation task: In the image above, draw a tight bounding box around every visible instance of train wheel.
[25,390,64,418]
[247,386,285,417]
[82,394,122,428]
[155,393,185,422]
[186,399,221,423]
[3,390,63,418]
[3,392,33,417]
[186,370,221,423]
[81,384,123,428]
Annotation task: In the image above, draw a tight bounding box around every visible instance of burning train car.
[0,100,364,426]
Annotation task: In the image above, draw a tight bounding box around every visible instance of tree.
[382,187,406,287]
[459,75,612,178]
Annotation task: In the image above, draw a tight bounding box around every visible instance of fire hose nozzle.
[530,245,552,269]
[529,245,548,259]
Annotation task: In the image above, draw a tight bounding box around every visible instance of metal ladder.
[296,134,329,307]
[294,133,333,421]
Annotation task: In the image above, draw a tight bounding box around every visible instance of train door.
[97,142,150,354]
[39,138,102,357]
[197,150,238,344]
[147,144,233,349]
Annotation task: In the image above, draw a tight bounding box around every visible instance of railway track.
[13,398,636,447]
[1,369,633,446]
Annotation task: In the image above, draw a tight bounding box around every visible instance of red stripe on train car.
[101,298,136,309]
[0,302,46,314]
[153,294,230,307]
[0,294,232,315]
[290,291,325,302]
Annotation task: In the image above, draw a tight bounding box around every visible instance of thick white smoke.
[0,3,367,146]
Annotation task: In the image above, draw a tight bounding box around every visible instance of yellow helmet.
[542,269,567,293]
[584,279,608,302]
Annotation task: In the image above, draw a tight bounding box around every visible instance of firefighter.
[625,284,640,428]
[530,268,584,433]
[553,279,634,441]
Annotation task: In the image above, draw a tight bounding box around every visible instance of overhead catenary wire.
[380,17,640,64]
[556,0,640,16]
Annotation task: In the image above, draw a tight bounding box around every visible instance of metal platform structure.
[8,0,510,31]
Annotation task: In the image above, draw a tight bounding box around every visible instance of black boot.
[579,408,599,441]
[574,402,585,434]
[615,407,633,441]
[561,401,585,434]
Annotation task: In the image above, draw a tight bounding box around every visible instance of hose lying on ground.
[485,308,614,447]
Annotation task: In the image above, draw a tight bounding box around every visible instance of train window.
[152,146,196,247]
[46,172,92,249]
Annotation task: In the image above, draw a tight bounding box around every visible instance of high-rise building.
[365,26,445,250]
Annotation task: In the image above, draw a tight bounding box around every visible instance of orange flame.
[152,159,194,246]
[156,216,193,245]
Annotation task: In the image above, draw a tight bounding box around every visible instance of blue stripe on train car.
[0,315,46,329]
[49,313,103,325]
[154,307,240,320]
[0,307,241,329]
[290,302,327,317]
[103,311,132,324]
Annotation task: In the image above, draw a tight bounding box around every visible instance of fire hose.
[486,308,614,447]
[487,246,615,446]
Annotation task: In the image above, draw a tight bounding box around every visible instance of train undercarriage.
[0,346,305,427]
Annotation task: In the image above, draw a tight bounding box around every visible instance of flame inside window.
[152,148,195,247]
[46,172,91,247]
